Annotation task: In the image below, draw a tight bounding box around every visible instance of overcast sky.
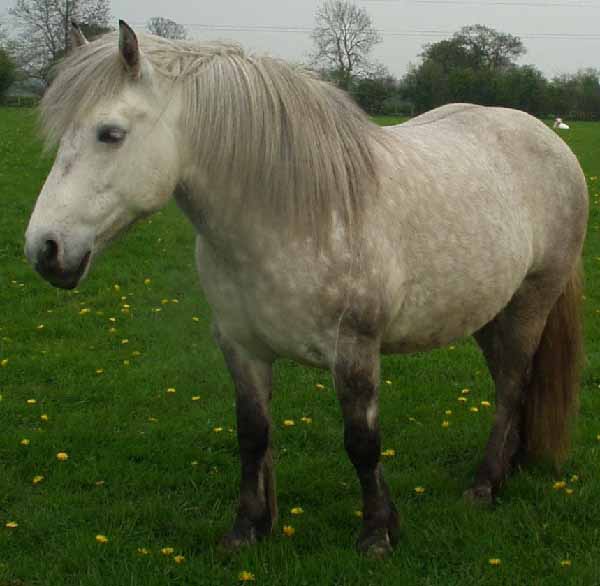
[1,0,599,78]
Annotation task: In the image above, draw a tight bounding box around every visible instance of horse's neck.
[174,178,267,257]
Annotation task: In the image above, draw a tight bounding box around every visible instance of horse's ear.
[70,20,89,49]
[118,19,141,79]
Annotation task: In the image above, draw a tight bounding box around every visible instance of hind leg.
[465,280,559,504]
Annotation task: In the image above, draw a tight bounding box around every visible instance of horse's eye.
[97,126,126,144]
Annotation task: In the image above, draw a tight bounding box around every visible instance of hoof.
[357,530,394,559]
[219,527,257,552]
[463,485,494,507]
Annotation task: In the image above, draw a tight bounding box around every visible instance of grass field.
[1,108,600,586]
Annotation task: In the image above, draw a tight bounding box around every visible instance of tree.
[311,0,382,89]
[9,0,111,85]
[404,25,528,113]
[421,25,525,74]
[453,25,525,70]
[146,17,187,40]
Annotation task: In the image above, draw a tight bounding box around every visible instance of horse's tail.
[523,259,584,466]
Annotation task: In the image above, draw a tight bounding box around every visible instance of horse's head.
[25,21,181,289]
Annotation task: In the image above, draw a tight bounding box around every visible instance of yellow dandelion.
[488,558,501,566]
[148,417,158,423]
[458,397,467,403]
[1,358,8,367]
[171,299,179,303]
[315,383,325,390]
[166,387,176,394]
[300,416,313,424]
[173,555,185,564]
[144,278,151,285]
[161,547,174,556]
[191,461,198,466]
[95,534,109,544]
[132,350,141,357]
[109,317,117,322]
[20,438,30,446]
[238,571,256,582]
[560,559,572,567]
[565,488,574,495]
[5,521,18,528]
[283,525,295,537]
[40,414,49,422]
[461,388,470,394]
[385,380,392,385]
[445,410,453,415]
[152,308,162,313]
[570,475,579,482]
[192,316,200,322]
[109,328,117,333]
[354,510,363,518]
[79,308,91,315]
[26,399,37,405]
[114,284,121,291]
[442,420,450,428]
[123,360,130,366]
[32,475,44,485]
[213,427,223,433]
[414,486,426,494]
[121,339,129,344]
[381,448,396,457]
[469,407,479,413]
[192,396,201,401]
[56,452,69,461]
[161,299,170,305]
[96,369,104,374]
[553,481,567,490]
[36,324,45,330]
[283,419,295,427]
[137,547,150,555]
[290,507,304,515]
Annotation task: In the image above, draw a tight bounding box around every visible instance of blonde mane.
[41,32,391,241]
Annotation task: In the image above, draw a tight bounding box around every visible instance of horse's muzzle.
[26,233,91,290]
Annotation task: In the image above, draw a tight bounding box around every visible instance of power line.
[364,0,600,5]
[128,22,600,41]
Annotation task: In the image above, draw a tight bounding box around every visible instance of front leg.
[334,334,400,558]
[216,335,277,549]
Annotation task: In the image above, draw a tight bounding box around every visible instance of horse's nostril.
[42,239,59,264]
[36,238,61,272]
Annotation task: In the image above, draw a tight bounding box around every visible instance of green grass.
[1,109,600,585]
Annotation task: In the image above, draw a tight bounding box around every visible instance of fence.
[0,95,40,107]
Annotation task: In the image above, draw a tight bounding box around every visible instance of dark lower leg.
[218,341,276,547]
[344,419,399,552]
[334,339,399,556]
[469,304,545,502]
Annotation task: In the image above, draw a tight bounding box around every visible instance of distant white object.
[553,117,570,130]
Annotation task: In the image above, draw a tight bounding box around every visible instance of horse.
[24,21,588,558]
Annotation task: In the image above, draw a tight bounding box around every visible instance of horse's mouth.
[37,250,91,290]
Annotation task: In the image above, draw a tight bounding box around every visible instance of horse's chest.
[195,238,344,366]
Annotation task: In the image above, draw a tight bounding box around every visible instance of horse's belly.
[382,261,527,353]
